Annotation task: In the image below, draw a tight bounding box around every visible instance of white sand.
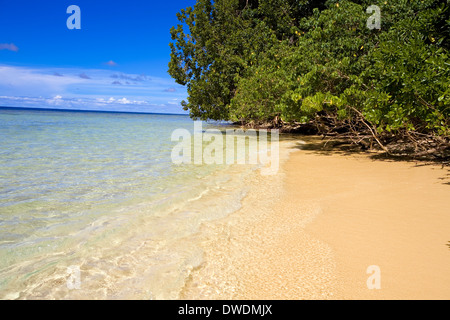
[181,138,450,300]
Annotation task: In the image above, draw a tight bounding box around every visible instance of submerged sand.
[181,137,450,300]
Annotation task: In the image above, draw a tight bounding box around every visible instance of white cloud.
[0,43,19,52]
[48,95,64,106]
[0,66,81,96]
[117,97,131,104]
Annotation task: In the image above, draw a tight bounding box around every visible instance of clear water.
[0,109,256,299]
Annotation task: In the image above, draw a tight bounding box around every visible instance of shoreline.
[182,137,450,300]
[297,140,450,299]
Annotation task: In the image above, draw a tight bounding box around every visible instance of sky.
[0,0,196,113]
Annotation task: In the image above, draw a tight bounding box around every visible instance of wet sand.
[182,138,450,300]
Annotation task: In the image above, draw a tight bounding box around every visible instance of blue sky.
[0,0,196,113]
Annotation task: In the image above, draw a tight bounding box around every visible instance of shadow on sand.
[282,134,450,186]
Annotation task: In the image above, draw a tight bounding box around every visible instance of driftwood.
[238,112,450,163]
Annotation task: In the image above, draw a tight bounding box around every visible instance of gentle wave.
[0,109,258,299]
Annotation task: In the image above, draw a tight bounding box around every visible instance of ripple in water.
[0,109,256,299]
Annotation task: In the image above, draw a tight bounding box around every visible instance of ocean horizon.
[0,106,190,116]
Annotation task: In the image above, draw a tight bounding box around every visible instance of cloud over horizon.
[0,94,184,114]
[0,65,187,114]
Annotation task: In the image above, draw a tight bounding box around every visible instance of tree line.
[169,0,449,159]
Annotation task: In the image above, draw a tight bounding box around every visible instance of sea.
[0,107,272,299]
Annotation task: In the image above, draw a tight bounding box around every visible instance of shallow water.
[0,109,263,299]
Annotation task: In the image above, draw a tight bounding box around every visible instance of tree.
[168,0,327,120]
[169,0,449,157]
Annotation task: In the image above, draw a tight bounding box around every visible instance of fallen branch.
[347,106,391,154]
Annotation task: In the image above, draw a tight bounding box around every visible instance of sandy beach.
[182,137,450,300]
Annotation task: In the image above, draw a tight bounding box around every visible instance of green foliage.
[169,0,449,137]
[362,0,450,134]
[168,0,279,120]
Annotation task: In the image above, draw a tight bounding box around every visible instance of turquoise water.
[0,109,254,299]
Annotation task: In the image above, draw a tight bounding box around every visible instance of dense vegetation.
[169,0,449,159]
